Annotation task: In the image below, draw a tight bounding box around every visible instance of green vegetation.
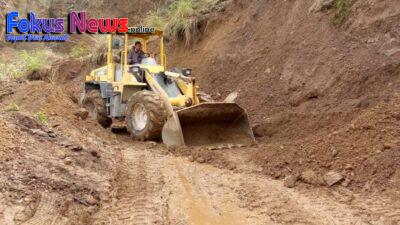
[5,103,20,112]
[20,50,48,72]
[144,9,167,29]
[0,50,53,81]
[331,0,354,26]
[144,0,219,45]
[70,45,89,58]
[36,111,48,125]
[0,63,20,81]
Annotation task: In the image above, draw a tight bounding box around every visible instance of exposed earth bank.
[1,0,400,224]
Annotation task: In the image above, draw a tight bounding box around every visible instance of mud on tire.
[125,91,168,141]
[82,90,112,128]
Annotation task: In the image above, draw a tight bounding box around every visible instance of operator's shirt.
[128,49,145,64]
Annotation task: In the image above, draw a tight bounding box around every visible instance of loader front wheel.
[82,90,112,128]
[125,91,168,141]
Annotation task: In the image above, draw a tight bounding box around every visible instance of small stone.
[90,150,99,158]
[345,164,353,170]
[83,194,97,205]
[196,157,206,163]
[188,155,194,162]
[47,130,57,138]
[30,129,48,137]
[309,0,335,13]
[70,144,83,151]
[331,149,338,157]
[323,171,344,186]
[146,141,158,149]
[74,108,89,120]
[383,143,393,150]
[342,179,352,187]
[227,164,236,170]
[284,175,298,188]
[301,170,323,185]
[64,157,73,165]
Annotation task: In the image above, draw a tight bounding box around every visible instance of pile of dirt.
[253,94,400,190]
[0,80,119,224]
[166,0,400,191]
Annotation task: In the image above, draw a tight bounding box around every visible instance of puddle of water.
[175,160,245,225]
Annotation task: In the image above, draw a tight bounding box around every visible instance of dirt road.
[91,140,400,225]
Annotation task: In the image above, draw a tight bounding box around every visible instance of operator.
[128,41,146,64]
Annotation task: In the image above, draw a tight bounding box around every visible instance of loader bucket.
[162,103,255,147]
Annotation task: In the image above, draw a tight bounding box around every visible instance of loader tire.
[82,90,112,128]
[125,91,168,141]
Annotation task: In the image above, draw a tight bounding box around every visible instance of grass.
[331,0,354,26]
[5,103,20,112]
[70,45,89,58]
[144,9,167,29]
[36,111,48,125]
[0,63,20,81]
[0,50,53,81]
[20,50,47,72]
[143,0,219,45]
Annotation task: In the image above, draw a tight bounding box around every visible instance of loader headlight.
[182,68,192,77]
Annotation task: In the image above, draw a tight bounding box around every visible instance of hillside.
[167,0,400,190]
[1,0,400,224]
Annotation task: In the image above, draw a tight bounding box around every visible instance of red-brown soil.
[167,0,400,192]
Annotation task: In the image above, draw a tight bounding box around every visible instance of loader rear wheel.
[125,91,168,141]
[82,90,112,128]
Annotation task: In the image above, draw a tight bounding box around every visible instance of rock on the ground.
[145,141,158,149]
[196,157,206,163]
[64,157,73,165]
[83,194,98,205]
[323,171,344,186]
[301,170,323,185]
[74,108,89,120]
[309,0,335,13]
[70,144,83,152]
[284,175,298,188]
[30,129,49,137]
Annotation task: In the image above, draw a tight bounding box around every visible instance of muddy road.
[91,136,400,225]
[0,81,399,225]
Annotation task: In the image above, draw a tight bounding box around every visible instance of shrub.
[167,0,202,44]
[331,0,354,26]
[5,103,20,112]
[143,0,220,45]
[144,9,167,28]
[20,50,47,72]
[0,63,20,81]
[36,111,48,125]
[70,45,89,58]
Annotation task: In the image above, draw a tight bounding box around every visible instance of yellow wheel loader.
[81,27,255,147]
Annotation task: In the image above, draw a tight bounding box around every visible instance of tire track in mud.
[350,194,400,224]
[167,158,374,225]
[92,141,399,225]
[22,193,68,225]
[108,149,167,225]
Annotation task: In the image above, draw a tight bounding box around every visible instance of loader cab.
[107,28,167,84]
